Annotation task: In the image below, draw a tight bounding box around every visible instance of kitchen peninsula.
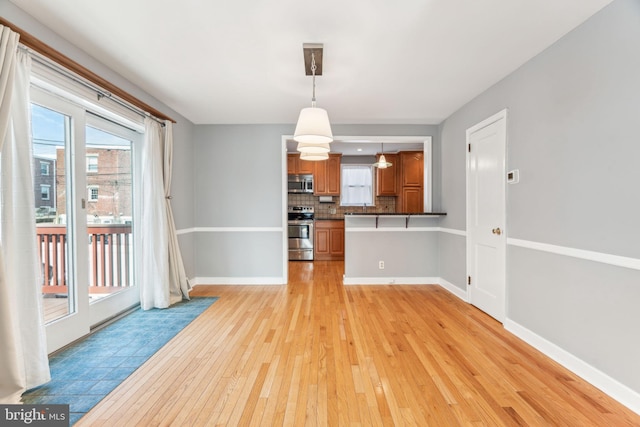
[343,212,446,285]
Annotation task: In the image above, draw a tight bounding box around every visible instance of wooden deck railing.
[37,224,133,294]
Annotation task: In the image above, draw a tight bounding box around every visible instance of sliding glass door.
[31,88,141,353]
[85,115,140,327]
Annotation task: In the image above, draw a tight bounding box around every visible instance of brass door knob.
[492,228,502,235]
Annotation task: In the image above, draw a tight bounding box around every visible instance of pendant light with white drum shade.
[300,151,329,161]
[294,43,333,157]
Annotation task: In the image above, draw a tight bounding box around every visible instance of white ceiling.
[11,0,613,125]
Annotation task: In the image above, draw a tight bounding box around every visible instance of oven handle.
[288,220,314,225]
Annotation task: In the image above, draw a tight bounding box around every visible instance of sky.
[32,103,131,159]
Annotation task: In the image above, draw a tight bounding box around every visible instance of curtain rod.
[0,17,175,124]
[24,46,164,127]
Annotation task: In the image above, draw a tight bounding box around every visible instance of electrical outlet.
[378,261,385,269]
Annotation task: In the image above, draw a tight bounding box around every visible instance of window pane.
[31,103,72,323]
[86,155,98,172]
[85,125,134,302]
[41,185,50,201]
[341,165,374,206]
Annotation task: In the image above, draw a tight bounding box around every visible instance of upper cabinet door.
[287,153,315,175]
[287,154,296,175]
[376,153,398,196]
[314,154,341,196]
[401,151,423,187]
[326,154,341,195]
[297,157,315,175]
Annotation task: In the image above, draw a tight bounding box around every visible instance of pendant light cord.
[311,52,317,107]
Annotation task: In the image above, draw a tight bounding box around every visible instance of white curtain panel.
[140,118,190,309]
[163,121,191,301]
[341,166,373,206]
[0,27,50,403]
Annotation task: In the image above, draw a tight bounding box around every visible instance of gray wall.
[193,124,288,281]
[438,0,640,393]
[0,1,199,277]
[192,124,438,281]
[194,125,287,228]
[344,216,440,280]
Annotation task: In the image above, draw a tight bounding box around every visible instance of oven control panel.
[288,206,314,213]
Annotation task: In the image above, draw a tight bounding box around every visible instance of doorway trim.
[281,135,433,285]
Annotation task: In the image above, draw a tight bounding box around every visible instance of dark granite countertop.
[344,212,446,216]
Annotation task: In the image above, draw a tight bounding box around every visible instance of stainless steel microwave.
[288,174,314,194]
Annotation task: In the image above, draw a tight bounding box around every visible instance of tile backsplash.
[288,194,396,219]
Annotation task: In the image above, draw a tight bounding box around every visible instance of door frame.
[31,87,91,353]
[32,87,142,353]
[85,114,141,327]
[465,109,507,321]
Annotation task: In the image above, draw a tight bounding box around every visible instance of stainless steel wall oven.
[288,206,314,261]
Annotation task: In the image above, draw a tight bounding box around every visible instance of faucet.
[362,203,366,212]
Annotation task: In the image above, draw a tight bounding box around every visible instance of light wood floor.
[77,261,640,426]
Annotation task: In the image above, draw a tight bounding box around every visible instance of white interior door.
[466,110,507,322]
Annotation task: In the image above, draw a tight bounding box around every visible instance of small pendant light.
[373,143,393,169]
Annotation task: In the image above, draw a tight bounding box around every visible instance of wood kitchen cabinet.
[375,153,398,196]
[314,153,341,196]
[398,151,424,213]
[287,153,315,175]
[401,187,423,213]
[315,220,344,260]
[400,151,423,186]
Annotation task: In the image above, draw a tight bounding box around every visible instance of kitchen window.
[340,164,374,206]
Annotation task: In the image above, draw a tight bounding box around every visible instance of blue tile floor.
[22,297,218,425]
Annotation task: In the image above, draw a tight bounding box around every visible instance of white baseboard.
[437,277,468,302]
[343,276,440,285]
[191,277,285,286]
[341,276,468,302]
[505,319,640,416]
